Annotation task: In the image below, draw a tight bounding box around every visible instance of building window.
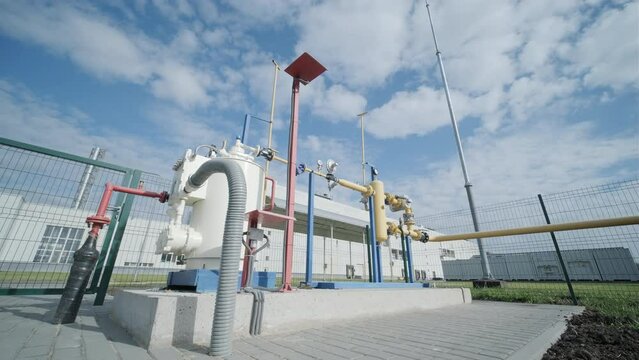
[440,248,455,259]
[161,253,174,263]
[33,225,84,264]
[391,249,404,260]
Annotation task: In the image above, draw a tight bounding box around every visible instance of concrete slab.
[0,294,583,360]
[111,287,472,348]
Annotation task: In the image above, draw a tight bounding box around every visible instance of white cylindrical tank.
[187,155,264,269]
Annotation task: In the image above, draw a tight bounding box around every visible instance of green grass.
[0,271,167,287]
[431,280,639,326]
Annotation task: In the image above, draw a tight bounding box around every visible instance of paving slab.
[0,294,582,359]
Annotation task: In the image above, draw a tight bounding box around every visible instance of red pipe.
[263,176,276,211]
[86,182,169,237]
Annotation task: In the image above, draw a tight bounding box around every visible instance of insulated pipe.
[184,159,247,358]
[371,180,388,242]
[429,216,639,242]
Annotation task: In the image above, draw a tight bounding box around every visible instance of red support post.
[281,78,301,291]
[280,53,326,292]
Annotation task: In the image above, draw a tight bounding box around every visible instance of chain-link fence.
[2,136,637,318]
[0,138,132,295]
[416,179,639,318]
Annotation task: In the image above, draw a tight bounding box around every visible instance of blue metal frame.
[368,197,378,282]
[305,172,315,285]
[405,230,414,283]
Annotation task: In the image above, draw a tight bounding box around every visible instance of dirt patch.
[543,309,639,360]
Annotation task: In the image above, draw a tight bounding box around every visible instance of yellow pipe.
[429,216,639,242]
[371,180,388,242]
[387,222,426,242]
[337,178,372,196]
[271,154,373,196]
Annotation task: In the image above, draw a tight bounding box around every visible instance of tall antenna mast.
[424,0,492,279]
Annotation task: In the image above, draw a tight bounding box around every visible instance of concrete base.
[111,287,471,349]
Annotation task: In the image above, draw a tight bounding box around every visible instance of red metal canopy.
[284,52,327,84]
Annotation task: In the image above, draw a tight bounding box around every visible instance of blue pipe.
[241,114,250,144]
[376,242,383,282]
[305,172,315,285]
[405,230,414,283]
[367,196,378,283]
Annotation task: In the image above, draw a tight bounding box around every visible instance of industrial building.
[442,247,639,281]
[0,185,479,283]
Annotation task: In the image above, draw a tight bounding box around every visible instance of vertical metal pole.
[73,147,103,209]
[376,242,383,282]
[365,225,373,282]
[424,1,491,278]
[388,237,394,281]
[405,227,414,283]
[370,167,384,283]
[368,200,378,282]
[282,78,301,291]
[362,231,367,280]
[305,172,315,285]
[94,170,142,306]
[330,223,334,281]
[241,114,250,144]
[538,194,578,305]
[264,60,280,179]
[399,220,409,283]
[358,112,368,185]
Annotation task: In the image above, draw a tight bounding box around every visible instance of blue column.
[305,172,315,285]
[368,197,378,283]
[405,231,414,283]
[376,242,383,282]
[241,113,250,143]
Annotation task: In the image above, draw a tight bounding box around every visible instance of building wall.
[442,248,639,281]
[0,192,480,281]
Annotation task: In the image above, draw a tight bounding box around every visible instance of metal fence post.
[93,170,142,305]
[365,225,373,282]
[537,194,578,305]
[399,219,409,283]
[304,172,314,285]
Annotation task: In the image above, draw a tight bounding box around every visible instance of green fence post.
[93,170,142,306]
[88,171,133,293]
[537,194,578,306]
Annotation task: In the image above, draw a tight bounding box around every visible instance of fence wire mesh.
[99,173,183,293]
[0,142,127,292]
[416,179,639,317]
[2,137,637,319]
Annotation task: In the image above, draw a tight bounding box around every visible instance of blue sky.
[0,0,637,215]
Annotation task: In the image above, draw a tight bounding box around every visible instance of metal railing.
[415,179,639,317]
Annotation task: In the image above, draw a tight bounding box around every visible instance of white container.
[186,156,264,269]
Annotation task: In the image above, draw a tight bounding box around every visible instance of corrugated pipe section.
[185,159,247,358]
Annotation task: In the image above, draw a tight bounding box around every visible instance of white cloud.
[295,0,412,88]
[365,86,493,138]
[565,1,639,90]
[305,80,367,122]
[0,80,228,176]
[391,120,638,216]
[0,2,220,108]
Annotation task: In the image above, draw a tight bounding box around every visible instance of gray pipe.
[185,159,247,358]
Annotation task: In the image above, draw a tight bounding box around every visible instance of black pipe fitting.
[53,233,100,324]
